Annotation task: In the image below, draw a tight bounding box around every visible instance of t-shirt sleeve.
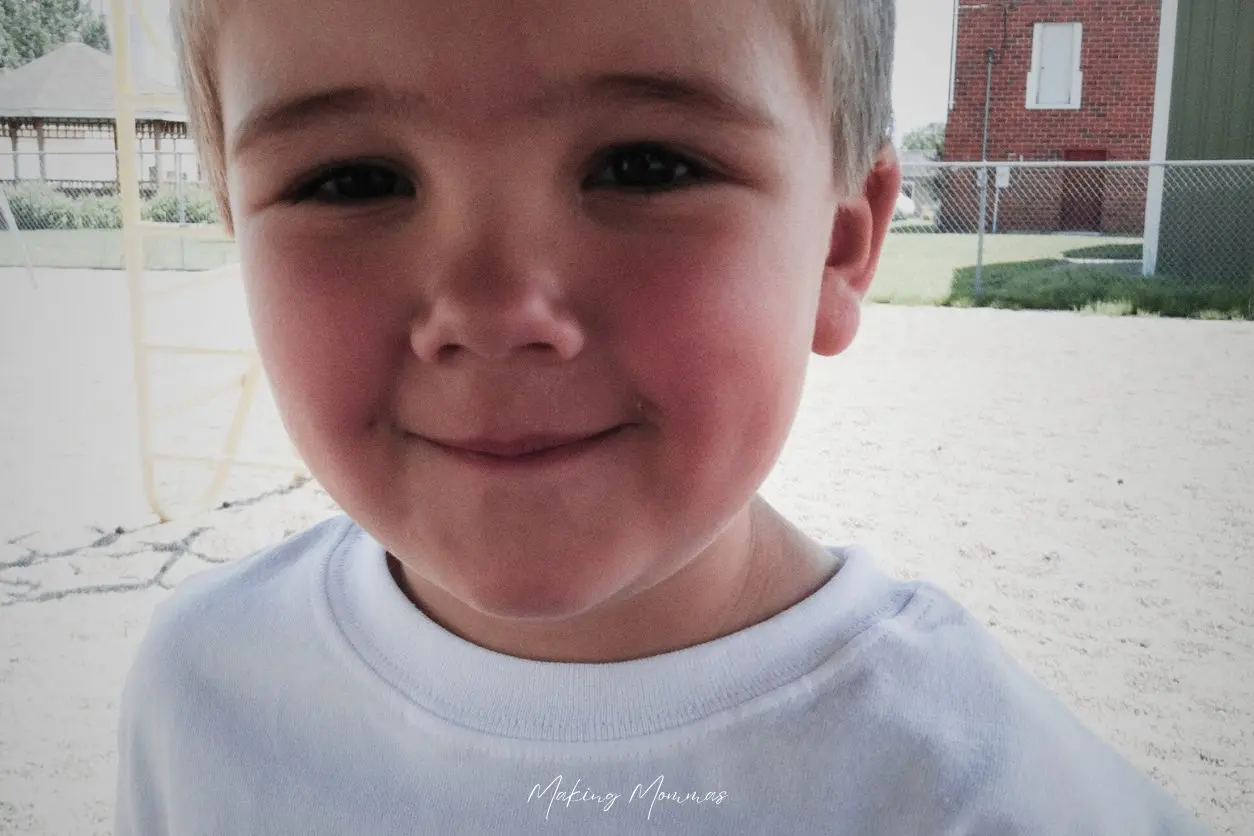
[114,599,177,836]
[113,563,240,836]
[893,583,1217,835]
[113,519,344,835]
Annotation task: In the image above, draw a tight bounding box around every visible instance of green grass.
[870,234,1142,305]
[1061,243,1144,261]
[945,259,1251,320]
[1076,299,1140,317]
[0,228,238,271]
[872,233,1250,319]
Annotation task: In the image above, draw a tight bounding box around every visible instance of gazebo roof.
[0,42,186,122]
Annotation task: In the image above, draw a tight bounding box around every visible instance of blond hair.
[172,0,894,221]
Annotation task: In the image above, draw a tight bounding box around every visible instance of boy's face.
[218,0,892,621]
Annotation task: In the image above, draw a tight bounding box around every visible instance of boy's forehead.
[216,0,808,143]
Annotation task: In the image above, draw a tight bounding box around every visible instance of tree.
[0,0,110,71]
[78,11,110,53]
[901,122,946,157]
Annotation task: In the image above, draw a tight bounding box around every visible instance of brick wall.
[943,0,1161,234]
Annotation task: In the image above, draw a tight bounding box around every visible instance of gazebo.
[0,41,188,192]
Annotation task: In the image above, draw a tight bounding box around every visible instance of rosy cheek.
[243,239,399,435]
[606,231,804,405]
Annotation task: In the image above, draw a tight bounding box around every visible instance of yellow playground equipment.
[109,0,306,521]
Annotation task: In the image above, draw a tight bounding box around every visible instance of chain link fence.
[882,159,1254,315]
[3,152,1253,315]
[0,150,231,271]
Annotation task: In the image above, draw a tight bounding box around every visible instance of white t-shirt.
[115,515,1210,834]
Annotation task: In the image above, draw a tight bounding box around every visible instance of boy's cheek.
[241,245,402,431]
[610,238,815,370]
[610,251,811,451]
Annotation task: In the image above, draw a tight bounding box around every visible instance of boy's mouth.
[416,425,631,464]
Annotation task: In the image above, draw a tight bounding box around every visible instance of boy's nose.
[407,216,586,365]
[409,291,585,364]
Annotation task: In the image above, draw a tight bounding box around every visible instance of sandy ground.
[1,267,1252,834]
[0,267,294,540]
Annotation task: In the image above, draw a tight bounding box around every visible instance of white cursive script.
[527,774,728,821]
[527,775,622,820]
[629,774,729,820]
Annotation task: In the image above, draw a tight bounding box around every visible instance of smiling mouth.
[417,425,630,463]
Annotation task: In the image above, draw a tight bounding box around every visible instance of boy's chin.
[459,581,616,624]
[400,541,651,626]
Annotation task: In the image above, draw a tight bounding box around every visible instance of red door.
[1060,149,1107,232]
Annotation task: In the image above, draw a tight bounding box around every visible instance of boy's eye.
[586,144,711,192]
[291,163,416,203]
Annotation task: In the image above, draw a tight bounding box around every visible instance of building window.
[1027,22,1083,110]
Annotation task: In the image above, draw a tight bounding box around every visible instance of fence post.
[176,152,186,224]
[176,151,187,269]
[975,166,988,299]
[975,49,995,301]
[0,184,37,288]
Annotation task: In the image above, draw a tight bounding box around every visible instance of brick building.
[940,0,1253,286]
[943,0,1162,235]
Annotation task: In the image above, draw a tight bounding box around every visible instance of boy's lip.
[420,426,629,458]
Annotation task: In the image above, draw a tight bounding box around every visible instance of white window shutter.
[1027,22,1083,110]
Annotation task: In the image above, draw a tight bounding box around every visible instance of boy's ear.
[812,144,902,357]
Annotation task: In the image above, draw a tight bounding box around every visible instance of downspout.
[948,0,960,112]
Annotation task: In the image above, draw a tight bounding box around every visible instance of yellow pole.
[107,5,306,518]
[110,0,170,520]
[199,357,262,506]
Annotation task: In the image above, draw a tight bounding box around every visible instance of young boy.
[115,0,1211,832]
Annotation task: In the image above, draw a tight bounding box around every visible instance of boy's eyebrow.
[570,72,779,131]
[228,72,777,157]
[228,87,425,159]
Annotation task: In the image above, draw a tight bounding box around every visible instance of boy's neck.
[387,497,841,663]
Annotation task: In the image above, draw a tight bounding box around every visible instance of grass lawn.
[0,228,238,271]
[946,259,1252,320]
[870,233,1142,305]
[1061,243,1144,261]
